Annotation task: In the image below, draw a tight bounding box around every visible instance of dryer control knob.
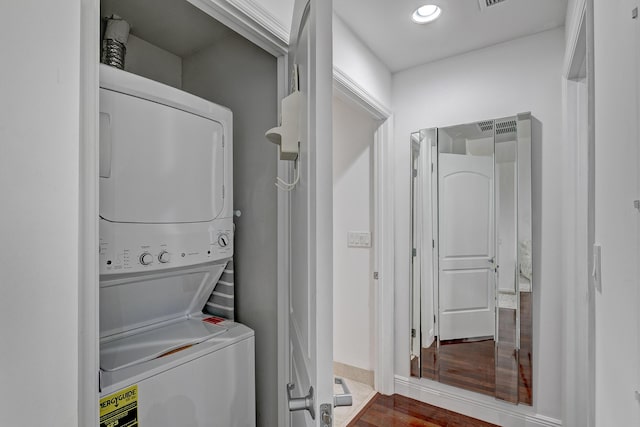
[158,251,171,263]
[139,252,153,265]
[218,233,230,248]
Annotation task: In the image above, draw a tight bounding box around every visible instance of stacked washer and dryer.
[98,64,255,426]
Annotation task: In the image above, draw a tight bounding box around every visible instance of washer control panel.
[139,252,154,265]
[99,218,233,275]
[217,233,230,248]
[158,250,171,263]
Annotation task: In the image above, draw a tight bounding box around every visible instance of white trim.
[227,0,290,45]
[78,0,100,426]
[332,66,392,121]
[562,1,595,426]
[374,117,395,395]
[186,0,288,56]
[276,54,291,427]
[584,2,596,423]
[636,0,640,403]
[561,77,587,427]
[394,376,562,427]
[563,0,587,78]
[563,0,587,79]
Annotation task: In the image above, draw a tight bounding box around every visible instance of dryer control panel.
[99,218,233,275]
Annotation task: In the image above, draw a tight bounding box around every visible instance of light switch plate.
[347,231,371,248]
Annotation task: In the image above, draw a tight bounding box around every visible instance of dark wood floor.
[347,393,499,427]
[422,339,497,398]
[416,292,533,405]
[518,292,533,405]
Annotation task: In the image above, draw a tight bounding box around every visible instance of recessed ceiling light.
[412,4,442,24]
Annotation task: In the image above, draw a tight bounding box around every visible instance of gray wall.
[125,34,182,89]
[182,33,279,427]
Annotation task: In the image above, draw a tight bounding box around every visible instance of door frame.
[562,0,596,425]
[276,54,292,427]
[78,1,100,426]
[332,67,395,395]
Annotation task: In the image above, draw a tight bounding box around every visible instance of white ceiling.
[334,0,568,72]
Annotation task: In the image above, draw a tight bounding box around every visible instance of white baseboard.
[394,376,562,427]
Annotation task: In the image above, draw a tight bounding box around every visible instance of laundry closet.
[97,0,280,425]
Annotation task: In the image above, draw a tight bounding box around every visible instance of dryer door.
[99,88,225,224]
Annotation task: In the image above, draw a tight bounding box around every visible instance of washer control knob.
[158,251,171,264]
[139,252,153,265]
[218,233,230,248]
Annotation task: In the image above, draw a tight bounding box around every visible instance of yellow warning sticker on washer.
[100,384,138,427]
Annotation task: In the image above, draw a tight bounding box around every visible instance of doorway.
[332,92,379,425]
[330,75,394,424]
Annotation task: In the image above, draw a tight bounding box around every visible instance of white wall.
[332,95,379,372]
[125,34,182,89]
[181,32,279,427]
[333,13,392,110]
[592,0,640,424]
[392,28,565,421]
[0,2,80,426]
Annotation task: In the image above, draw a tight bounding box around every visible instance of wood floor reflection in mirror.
[414,292,531,404]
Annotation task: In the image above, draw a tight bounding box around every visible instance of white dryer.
[98,64,255,427]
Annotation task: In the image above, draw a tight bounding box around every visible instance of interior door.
[438,152,495,340]
[286,0,334,425]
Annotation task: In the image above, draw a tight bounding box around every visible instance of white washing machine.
[98,64,255,427]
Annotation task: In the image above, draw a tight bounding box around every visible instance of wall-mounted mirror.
[410,113,533,405]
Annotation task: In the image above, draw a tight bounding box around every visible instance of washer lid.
[100,318,227,372]
[100,263,226,338]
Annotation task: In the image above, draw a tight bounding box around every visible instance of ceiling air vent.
[478,120,494,133]
[478,0,507,11]
[495,119,517,135]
